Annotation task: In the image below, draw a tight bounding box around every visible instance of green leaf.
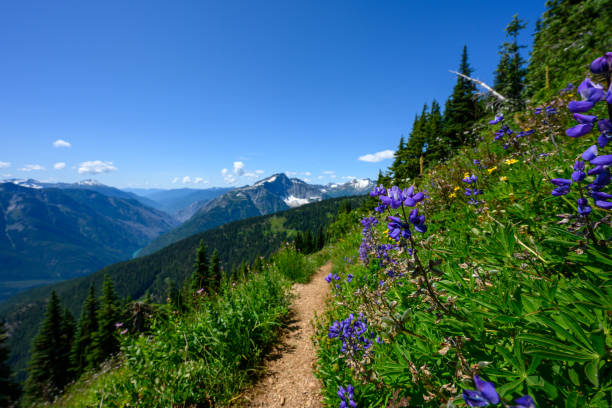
[524,347,594,362]
[584,359,599,388]
[568,368,580,386]
[565,391,579,408]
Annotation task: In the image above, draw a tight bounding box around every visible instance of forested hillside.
[0,195,364,381]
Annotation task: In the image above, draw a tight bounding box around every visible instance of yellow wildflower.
[463,172,470,179]
[453,186,461,191]
[487,166,497,174]
[500,176,508,182]
[505,158,519,165]
[449,192,457,198]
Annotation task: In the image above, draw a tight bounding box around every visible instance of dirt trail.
[240,262,331,407]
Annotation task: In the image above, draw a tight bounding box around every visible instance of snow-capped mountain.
[138,173,374,256]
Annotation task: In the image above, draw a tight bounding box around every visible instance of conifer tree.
[71,285,98,376]
[423,99,447,163]
[191,240,209,291]
[443,46,478,149]
[208,249,221,292]
[0,322,19,406]
[58,308,75,384]
[400,105,429,182]
[494,14,527,111]
[24,290,72,402]
[90,275,120,368]
[389,136,407,182]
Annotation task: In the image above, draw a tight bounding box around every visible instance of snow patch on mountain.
[283,195,313,207]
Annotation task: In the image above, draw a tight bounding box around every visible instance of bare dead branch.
[449,70,507,101]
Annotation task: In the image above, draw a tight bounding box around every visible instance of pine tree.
[443,46,478,149]
[71,285,99,376]
[24,290,72,402]
[208,249,221,292]
[0,322,19,406]
[191,240,209,291]
[89,275,120,368]
[494,14,527,110]
[389,136,407,181]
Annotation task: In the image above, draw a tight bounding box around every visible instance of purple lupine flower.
[577,197,592,215]
[408,208,427,233]
[571,161,586,182]
[387,216,411,241]
[489,115,504,125]
[325,273,341,283]
[512,395,536,408]
[346,273,353,283]
[592,191,612,209]
[550,178,572,196]
[546,106,557,115]
[360,216,378,236]
[590,155,612,166]
[560,83,574,94]
[590,52,612,74]
[516,129,535,139]
[598,119,612,147]
[114,322,123,328]
[369,185,386,198]
[338,384,357,408]
[402,185,425,207]
[462,375,500,407]
[566,113,598,137]
[582,145,598,161]
[380,186,404,209]
[589,170,611,191]
[462,174,477,184]
[534,107,542,115]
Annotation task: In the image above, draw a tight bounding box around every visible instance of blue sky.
[0,0,545,188]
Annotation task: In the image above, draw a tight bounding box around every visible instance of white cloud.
[0,161,10,169]
[20,164,45,171]
[53,162,66,170]
[233,161,245,175]
[182,176,191,183]
[224,174,236,184]
[286,171,297,177]
[255,169,264,175]
[221,168,229,175]
[318,175,325,180]
[323,170,335,175]
[193,177,208,184]
[358,149,395,163]
[53,139,71,148]
[243,172,258,178]
[342,175,357,180]
[172,177,179,183]
[304,171,311,176]
[78,160,117,174]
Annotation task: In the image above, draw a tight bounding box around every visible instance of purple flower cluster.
[534,106,557,115]
[552,52,612,212]
[462,173,483,206]
[463,375,535,408]
[338,384,357,408]
[566,76,612,147]
[379,185,425,209]
[360,216,378,235]
[325,273,341,283]
[328,313,374,354]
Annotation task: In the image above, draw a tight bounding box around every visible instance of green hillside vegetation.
[312,2,612,406]
[0,196,364,382]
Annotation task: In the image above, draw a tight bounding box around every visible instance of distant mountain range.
[137,173,374,256]
[0,180,177,299]
[124,187,234,221]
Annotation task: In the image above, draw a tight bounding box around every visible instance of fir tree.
[58,308,75,384]
[443,46,478,149]
[71,285,99,376]
[0,322,19,406]
[389,136,407,181]
[494,14,527,110]
[89,275,120,368]
[208,249,221,292]
[191,240,209,291]
[400,105,429,182]
[423,99,447,164]
[24,290,72,402]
